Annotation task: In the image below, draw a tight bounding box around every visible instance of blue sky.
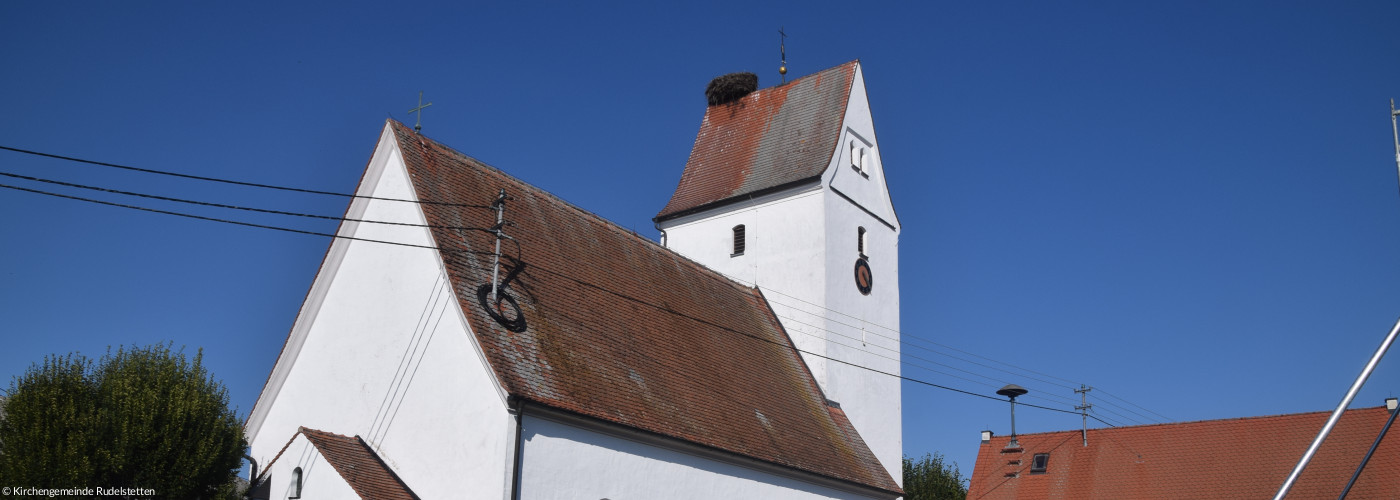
[2,1,1398,480]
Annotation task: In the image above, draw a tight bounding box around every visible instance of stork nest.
[705,72,759,106]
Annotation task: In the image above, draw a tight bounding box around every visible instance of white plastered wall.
[656,184,831,383]
[820,63,902,484]
[245,124,515,500]
[518,414,885,499]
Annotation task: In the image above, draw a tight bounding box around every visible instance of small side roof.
[968,405,1399,499]
[256,427,418,500]
[391,120,900,495]
[655,61,858,221]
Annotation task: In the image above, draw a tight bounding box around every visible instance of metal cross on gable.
[779,27,789,84]
[409,91,433,132]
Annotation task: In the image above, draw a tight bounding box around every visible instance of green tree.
[904,452,968,500]
[0,344,246,499]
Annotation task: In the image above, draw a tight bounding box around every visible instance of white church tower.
[655,61,902,481]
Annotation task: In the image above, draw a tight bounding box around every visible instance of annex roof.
[389,120,900,495]
[655,61,857,221]
[967,405,1399,499]
[257,427,418,500]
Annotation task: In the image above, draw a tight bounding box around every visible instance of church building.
[244,60,903,499]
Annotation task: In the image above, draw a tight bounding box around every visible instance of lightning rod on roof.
[778,27,788,84]
[490,188,509,303]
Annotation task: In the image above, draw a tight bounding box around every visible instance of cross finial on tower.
[409,91,433,133]
[778,27,789,84]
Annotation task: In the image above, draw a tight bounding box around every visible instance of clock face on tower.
[854,258,873,295]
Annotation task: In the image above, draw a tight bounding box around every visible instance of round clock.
[854,258,873,295]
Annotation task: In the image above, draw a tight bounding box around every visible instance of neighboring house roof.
[968,405,1399,499]
[390,120,900,495]
[257,427,419,500]
[655,61,857,221]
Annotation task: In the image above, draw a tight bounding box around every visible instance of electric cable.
[0,144,491,208]
[0,169,497,232]
[0,182,498,259]
[1094,387,1173,422]
[3,179,1103,422]
[2,143,1173,424]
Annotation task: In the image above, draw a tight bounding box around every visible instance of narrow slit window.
[858,227,867,257]
[858,147,867,174]
[1030,453,1050,474]
[732,225,745,256]
[850,141,859,170]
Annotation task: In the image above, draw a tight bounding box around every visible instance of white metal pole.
[1391,99,1400,193]
[1271,317,1400,500]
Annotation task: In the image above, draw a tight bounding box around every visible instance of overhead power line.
[1095,387,1174,422]
[0,170,497,233]
[4,143,1174,424]
[2,179,1103,424]
[0,145,491,208]
[1,146,1164,427]
[0,182,500,259]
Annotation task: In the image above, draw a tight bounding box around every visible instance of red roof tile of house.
[967,405,1399,499]
[389,120,900,495]
[257,427,418,500]
[655,61,857,221]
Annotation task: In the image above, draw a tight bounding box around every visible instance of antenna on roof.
[778,27,789,84]
[1075,385,1093,447]
[997,384,1029,449]
[409,91,433,133]
[475,188,528,333]
[489,188,510,303]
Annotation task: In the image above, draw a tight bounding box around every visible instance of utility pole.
[1075,385,1093,447]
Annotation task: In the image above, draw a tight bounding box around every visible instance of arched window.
[858,226,867,257]
[732,225,746,256]
[289,467,303,499]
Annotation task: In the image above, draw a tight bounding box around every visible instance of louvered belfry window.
[732,225,746,256]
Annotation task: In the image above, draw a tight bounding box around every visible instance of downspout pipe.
[244,455,258,488]
[509,398,525,500]
[1272,317,1400,500]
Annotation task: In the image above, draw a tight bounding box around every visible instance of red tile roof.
[257,427,418,500]
[967,406,1399,499]
[390,120,900,495]
[655,61,857,221]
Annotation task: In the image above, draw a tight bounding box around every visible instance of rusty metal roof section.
[389,120,900,496]
[655,61,858,221]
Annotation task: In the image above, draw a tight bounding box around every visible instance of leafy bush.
[0,344,245,499]
[904,452,968,500]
